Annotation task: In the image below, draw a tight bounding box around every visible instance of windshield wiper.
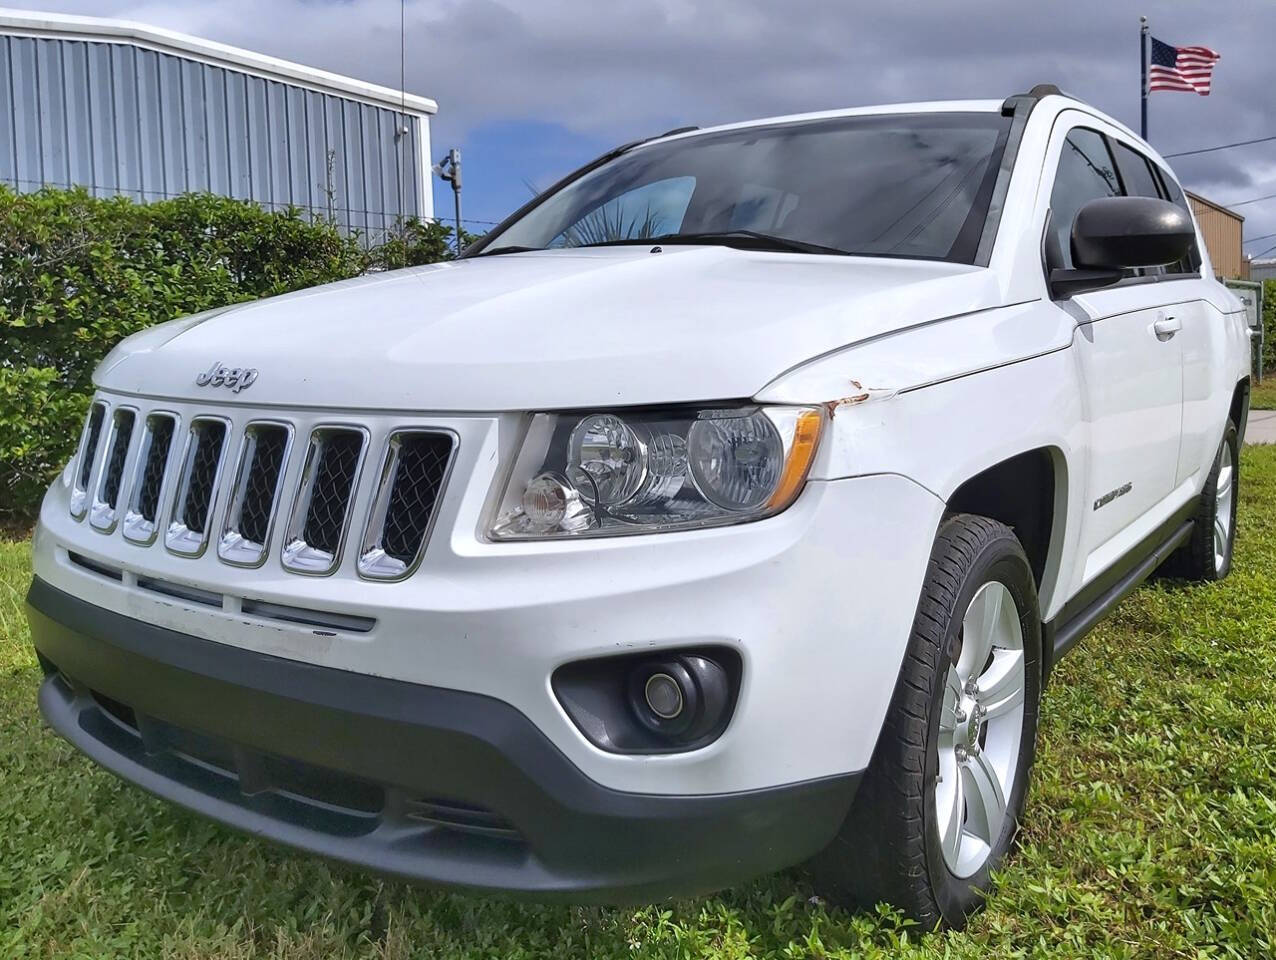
[471,231,850,259]
[581,230,850,256]
[467,244,543,258]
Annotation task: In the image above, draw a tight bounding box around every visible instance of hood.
[96,246,1003,411]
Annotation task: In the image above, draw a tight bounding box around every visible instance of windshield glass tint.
[484,113,1011,262]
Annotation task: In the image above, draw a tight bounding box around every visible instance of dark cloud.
[26,0,1276,242]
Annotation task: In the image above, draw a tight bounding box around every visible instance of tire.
[807,514,1042,929]
[1164,420,1239,582]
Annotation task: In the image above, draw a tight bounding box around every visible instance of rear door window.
[1151,165,1203,275]
[1112,142,1167,276]
[1113,143,1162,199]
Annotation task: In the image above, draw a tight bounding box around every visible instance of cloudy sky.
[21,0,1276,253]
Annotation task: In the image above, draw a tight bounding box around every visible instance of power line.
[1244,232,1276,245]
[1164,134,1276,159]
[1227,193,1276,208]
[1252,240,1276,261]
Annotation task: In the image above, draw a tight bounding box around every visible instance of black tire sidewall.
[921,541,1042,924]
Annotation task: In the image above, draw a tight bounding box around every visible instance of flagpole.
[1140,16,1149,140]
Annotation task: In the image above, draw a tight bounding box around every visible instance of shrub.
[0,186,465,525]
[1263,279,1276,374]
[369,217,479,269]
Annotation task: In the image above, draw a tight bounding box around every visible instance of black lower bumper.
[26,577,860,902]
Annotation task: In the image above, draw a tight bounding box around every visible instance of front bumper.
[28,577,860,901]
[35,466,944,795]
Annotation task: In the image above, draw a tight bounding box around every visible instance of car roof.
[646,100,1003,146]
[642,94,1145,156]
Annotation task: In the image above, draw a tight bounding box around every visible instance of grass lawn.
[1250,378,1276,411]
[4,453,1276,959]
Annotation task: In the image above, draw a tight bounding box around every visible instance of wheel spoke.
[1215,515,1228,549]
[1216,463,1232,498]
[938,764,965,864]
[960,751,1007,846]
[959,585,1000,681]
[977,650,1026,719]
[940,669,963,732]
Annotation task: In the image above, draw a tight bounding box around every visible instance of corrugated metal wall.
[1251,262,1276,283]
[0,34,425,243]
[1188,195,1245,279]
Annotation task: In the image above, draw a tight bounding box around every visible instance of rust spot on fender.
[824,380,894,415]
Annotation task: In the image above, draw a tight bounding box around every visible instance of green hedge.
[1263,279,1276,375]
[0,186,466,526]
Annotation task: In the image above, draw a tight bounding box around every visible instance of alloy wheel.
[935,581,1026,879]
[1215,441,1235,574]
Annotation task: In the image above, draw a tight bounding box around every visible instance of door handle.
[1153,315,1181,340]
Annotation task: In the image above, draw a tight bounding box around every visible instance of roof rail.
[657,125,700,138]
[976,86,1070,264]
[1001,83,1068,117]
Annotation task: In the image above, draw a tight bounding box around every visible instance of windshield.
[477,112,1011,263]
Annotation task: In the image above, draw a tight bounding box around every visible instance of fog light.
[628,655,730,743]
[644,673,684,719]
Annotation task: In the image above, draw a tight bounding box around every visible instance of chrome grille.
[69,399,456,580]
[123,413,178,545]
[359,431,456,580]
[90,408,136,532]
[70,401,107,519]
[282,428,367,575]
[166,418,229,556]
[218,423,291,567]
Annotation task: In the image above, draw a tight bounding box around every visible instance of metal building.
[1186,191,1246,280]
[1250,259,1276,283]
[0,8,436,241]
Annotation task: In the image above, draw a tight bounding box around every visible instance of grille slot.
[101,411,135,508]
[282,428,367,574]
[303,433,363,552]
[240,599,375,634]
[124,413,178,544]
[219,423,291,567]
[90,408,136,531]
[166,418,229,556]
[70,401,108,519]
[137,576,223,607]
[403,797,522,841]
[68,551,123,581]
[358,431,456,580]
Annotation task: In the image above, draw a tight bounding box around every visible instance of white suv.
[25,86,1250,927]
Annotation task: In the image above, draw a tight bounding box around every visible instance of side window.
[550,177,695,247]
[1152,166,1203,276]
[1112,142,1167,276]
[1112,142,1161,198]
[1047,128,1122,270]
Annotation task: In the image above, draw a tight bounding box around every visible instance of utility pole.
[433,148,463,254]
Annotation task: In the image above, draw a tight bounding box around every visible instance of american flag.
[1149,37,1221,95]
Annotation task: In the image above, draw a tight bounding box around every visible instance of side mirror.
[1050,196,1195,299]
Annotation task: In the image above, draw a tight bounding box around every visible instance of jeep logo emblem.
[196,361,258,393]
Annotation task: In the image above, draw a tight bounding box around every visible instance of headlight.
[490,405,822,539]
